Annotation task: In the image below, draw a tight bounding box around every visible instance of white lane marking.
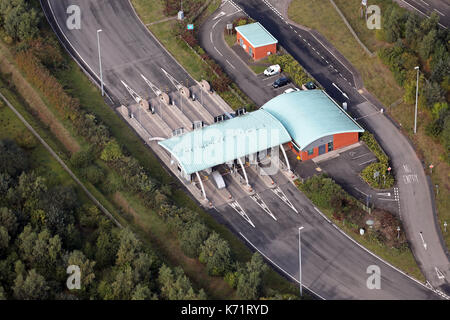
[378,198,397,202]
[377,192,391,197]
[358,158,377,166]
[226,59,236,69]
[402,174,418,184]
[212,18,221,30]
[351,152,371,160]
[214,46,223,56]
[403,164,411,173]
[239,232,326,300]
[354,187,368,197]
[332,82,349,99]
[419,232,427,250]
[210,31,213,43]
[434,8,445,16]
[213,11,226,20]
[314,207,331,223]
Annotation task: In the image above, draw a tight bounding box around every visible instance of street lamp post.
[397,226,400,239]
[298,226,304,298]
[97,29,104,97]
[444,221,447,233]
[414,66,419,134]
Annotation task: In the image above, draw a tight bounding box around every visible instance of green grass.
[149,20,205,80]
[249,64,268,75]
[224,32,236,48]
[129,0,166,24]
[288,0,402,108]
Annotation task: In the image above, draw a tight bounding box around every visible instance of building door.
[318,144,326,155]
[249,46,253,57]
[240,38,243,47]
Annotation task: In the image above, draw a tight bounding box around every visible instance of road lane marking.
[238,232,325,300]
[214,46,223,56]
[434,8,445,16]
[226,59,236,69]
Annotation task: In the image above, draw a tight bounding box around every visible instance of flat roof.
[262,90,364,150]
[235,22,278,48]
[158,109,291,175]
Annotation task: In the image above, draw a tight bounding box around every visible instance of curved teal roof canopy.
[158,109,291,175]
[262,90,364,150]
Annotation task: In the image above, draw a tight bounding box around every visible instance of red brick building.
[235,22,277,61]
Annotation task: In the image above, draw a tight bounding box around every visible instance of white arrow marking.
[213,11,226,20]
[332,82,349,99]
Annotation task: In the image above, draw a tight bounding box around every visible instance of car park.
[264,64,281,76]
[272,77,289,88]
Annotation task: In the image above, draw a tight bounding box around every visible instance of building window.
[307,149,314,155]
[328,141,333,152]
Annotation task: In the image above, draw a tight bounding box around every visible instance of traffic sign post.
[429,164,434,174]
[187,24,194,30]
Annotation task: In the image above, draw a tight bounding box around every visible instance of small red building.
[235,22,277,60]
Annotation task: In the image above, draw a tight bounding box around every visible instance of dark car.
[303,81,317,90]
[272,77,290,88]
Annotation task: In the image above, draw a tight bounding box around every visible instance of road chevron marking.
[251,193,277,221]
[229,200,255,228]
[272,187,298,214]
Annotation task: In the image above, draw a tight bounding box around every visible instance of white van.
[264,64,281,76]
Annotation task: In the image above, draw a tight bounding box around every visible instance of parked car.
[264,64,281,76]
[272,77,290,88]
[302,81,317,90]
[283,87,300,94]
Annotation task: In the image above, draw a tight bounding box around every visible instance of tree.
[158,264,206,300]
[13,269,49,300]
[95,230,118,268]
[419,29,437,60]
[116,228,141,267]
[0,139,28,177]
[199,232,232,276]
[133,252,158,285]
[100,140,123,162]
[236,253,268,300]
[404,13,420,46]
[0,285,6,300]
[17,226,63,277]
[131,284,156,300]
[111,266,135,300]
[0,226,10,253]
[0,0,41,41]
[180,222,209,258]
[0,207,18,236]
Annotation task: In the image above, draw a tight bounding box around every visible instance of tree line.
[0,138,208,299]
[378,7,449,162]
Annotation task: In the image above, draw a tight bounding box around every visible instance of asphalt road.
[206,0,449,292]
[41,0,194,106]
[394,0,450,28]
[212,168,438,300]
[40,0,448,299]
